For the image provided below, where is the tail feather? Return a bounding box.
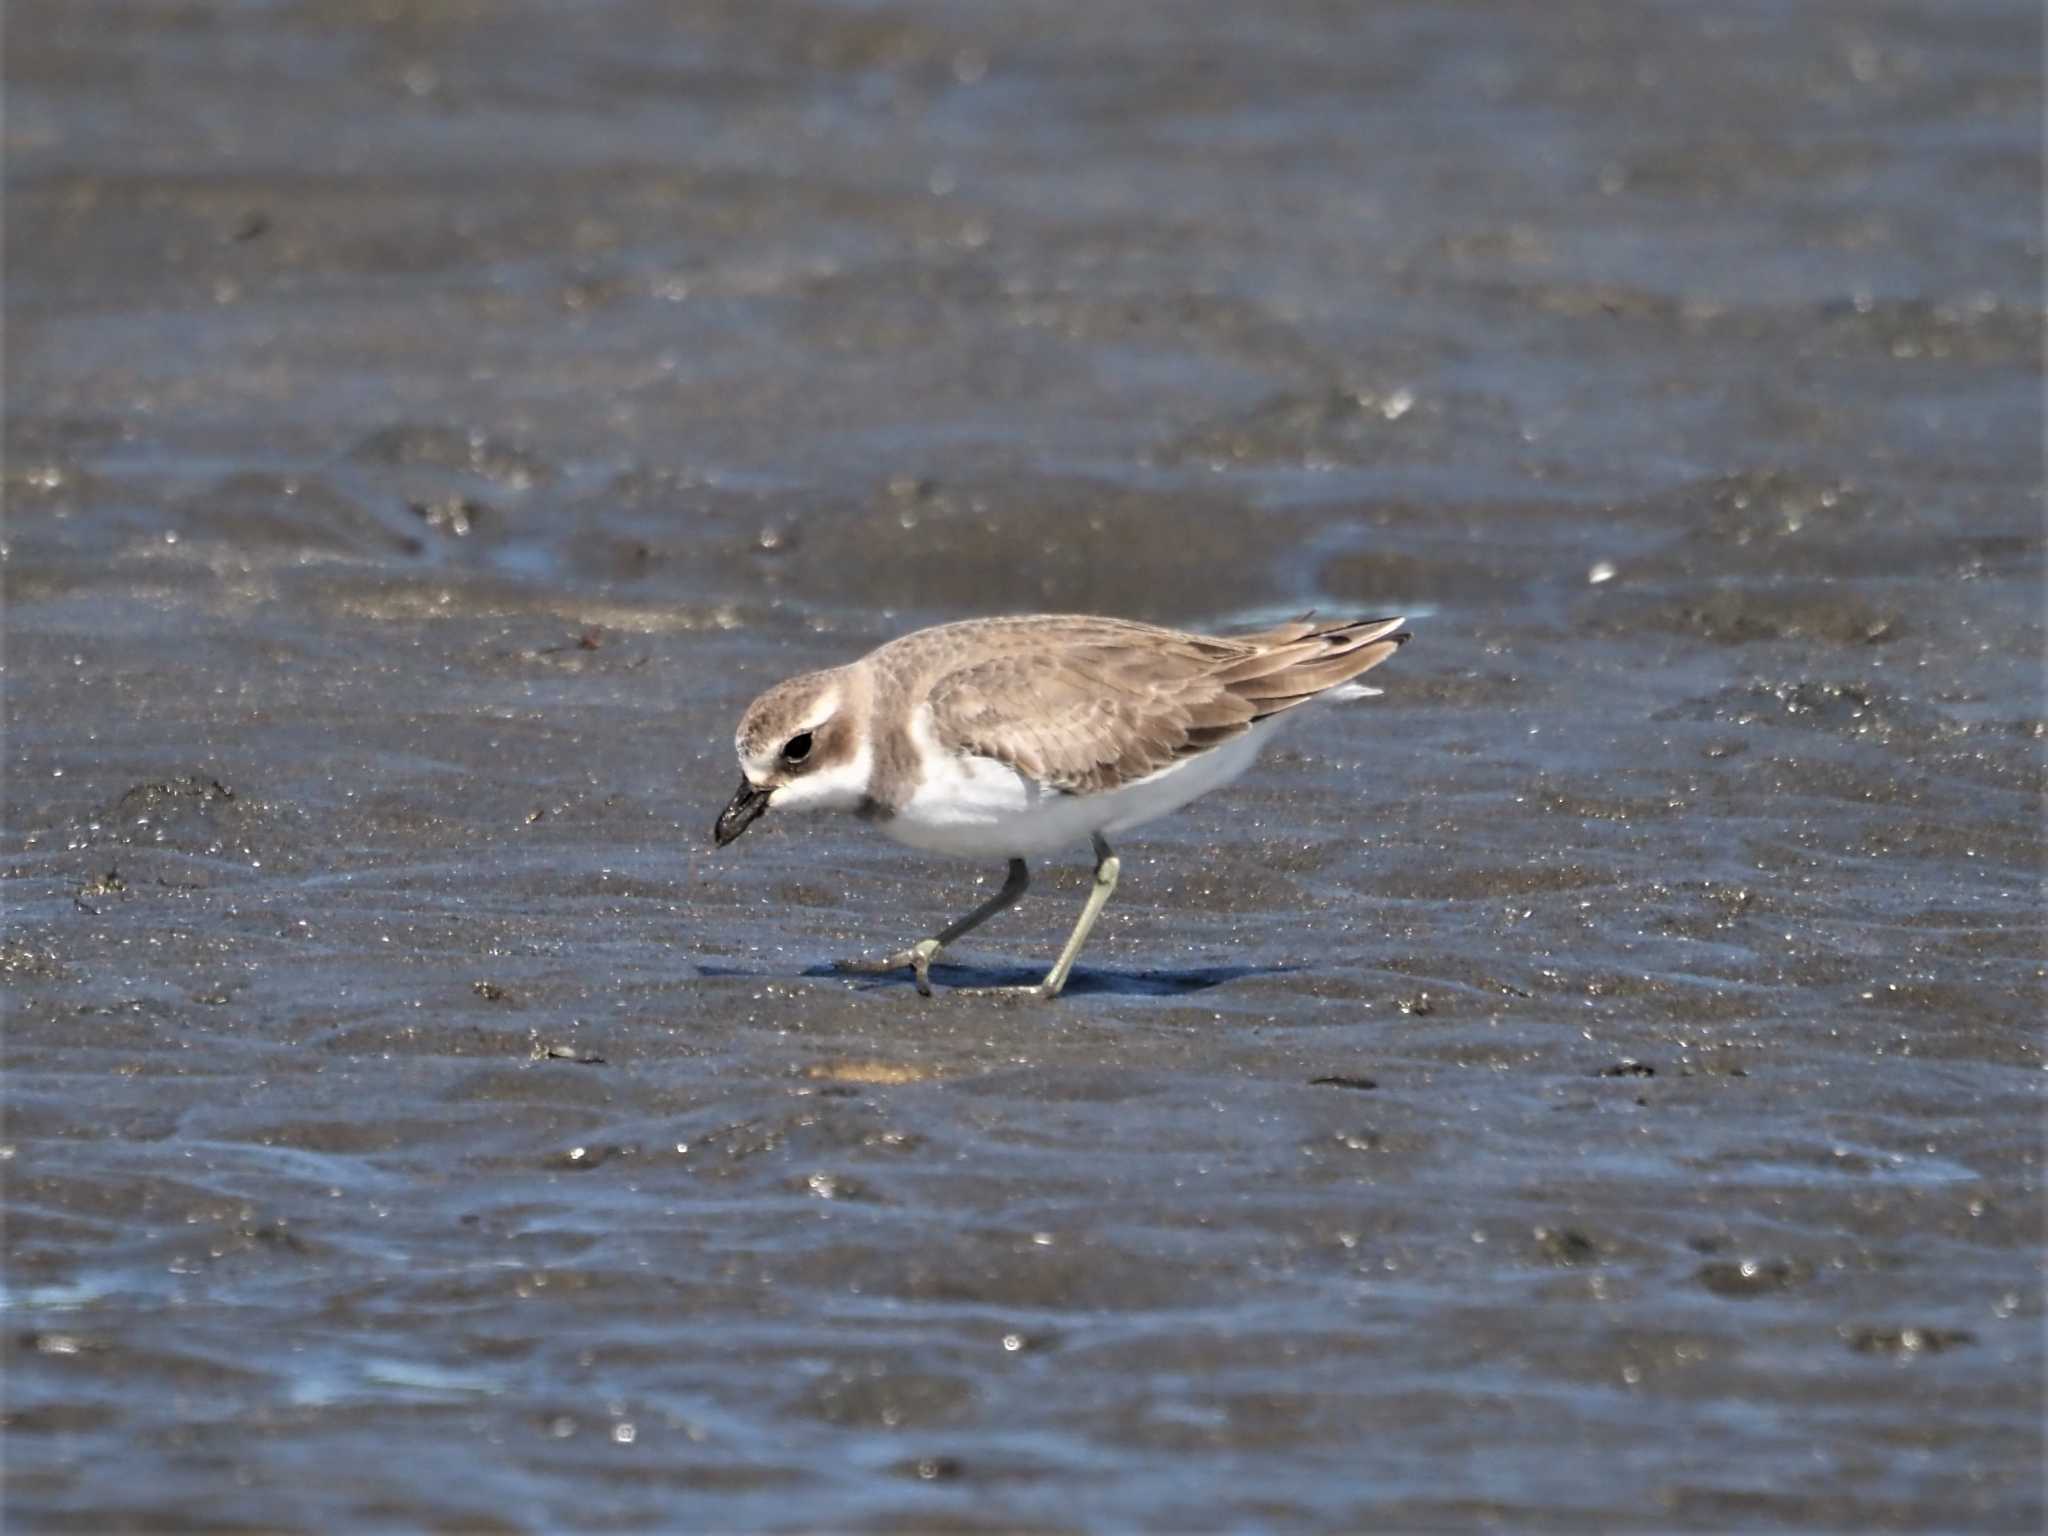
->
[1229,612,1323,648]
[1220,616,1408,720]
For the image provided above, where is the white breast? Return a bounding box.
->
[883,707,1281,859]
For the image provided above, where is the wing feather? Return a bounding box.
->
[924,615,1407,795]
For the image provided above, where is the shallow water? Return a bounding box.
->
[5,1,2043,1529]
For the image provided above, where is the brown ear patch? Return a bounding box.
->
[794,713,860,776]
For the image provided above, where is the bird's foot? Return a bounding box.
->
[952,978,1062,1002]
[834,937,943,997]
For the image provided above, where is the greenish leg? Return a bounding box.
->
[959,833,1119,1001]
[837,858,1030,997]
[1035,833,1120,998]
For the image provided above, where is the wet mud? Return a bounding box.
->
[5,1,2043,1529]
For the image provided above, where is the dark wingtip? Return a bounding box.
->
[1341,616,1410,646]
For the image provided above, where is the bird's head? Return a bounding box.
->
[712,669,871,846]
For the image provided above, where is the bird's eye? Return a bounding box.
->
[782,732,813,764]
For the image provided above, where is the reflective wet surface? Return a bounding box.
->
[5,2,2043,1528]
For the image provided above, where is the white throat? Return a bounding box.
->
[768,735,873,816]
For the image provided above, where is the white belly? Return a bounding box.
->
[882,718,1279,859]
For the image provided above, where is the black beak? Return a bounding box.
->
[712,778,771,847]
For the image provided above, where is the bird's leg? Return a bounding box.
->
[1036,833,1119,998]
[959,833,1119,1001]
[836,858,1029,997]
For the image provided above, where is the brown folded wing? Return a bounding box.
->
[926,616,1407,795]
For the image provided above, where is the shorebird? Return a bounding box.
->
[713,613,1408,997]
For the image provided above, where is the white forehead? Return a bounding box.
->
[737,684,841,772]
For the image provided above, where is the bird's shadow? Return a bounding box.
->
[794,959,1294,997]
[695,957,1297,997]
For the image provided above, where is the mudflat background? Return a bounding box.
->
[5,2,2043,1530]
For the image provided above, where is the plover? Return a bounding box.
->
[713,613,1409,998]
